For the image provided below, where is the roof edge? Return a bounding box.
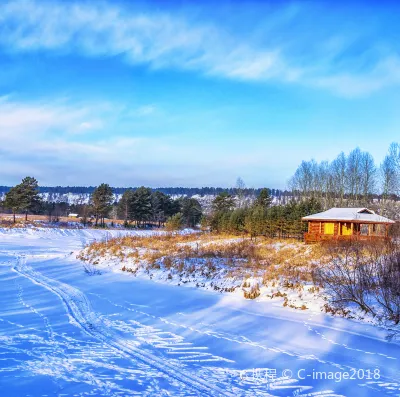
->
[301,217,395,224]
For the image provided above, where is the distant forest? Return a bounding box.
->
[0,185,290,197]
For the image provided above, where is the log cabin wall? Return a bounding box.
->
[309,221,340,235]
[309,221,321,234]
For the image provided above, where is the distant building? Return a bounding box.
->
[68,213,79,218]
[302,208,394,244]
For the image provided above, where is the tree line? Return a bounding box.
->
[0,185,289,198]
[289,143,400,215]
[92,184,202,228]
[1,177,320,236]
[202,189,322,239]
[0,178,203,228]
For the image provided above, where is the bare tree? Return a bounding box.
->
[314,243,376,315]
[346,148,363,205]
[289,143,400,211]
[315,243,400,332]
[331,152,347,206]
[380,154,397,214]
[235,177,246,208]
[360,151,376,206]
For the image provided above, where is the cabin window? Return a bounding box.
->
[360,224,369,235]
[341,223,352,236]
[324,222,334,235]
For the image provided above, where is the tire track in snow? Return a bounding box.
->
[88,294,351,396]
[12,256,234,397]
[91,293,348,368]
[91,293,400,396]
[7,261,129,396]
[97,312,234,364]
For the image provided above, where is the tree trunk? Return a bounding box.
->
[13,212,16,223]
[25,211,28,221]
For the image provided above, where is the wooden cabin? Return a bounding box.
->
[302,208,395,244]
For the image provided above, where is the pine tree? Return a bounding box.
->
[132,187,153,227]
[91,183,114,227]
[152,191,174,226]
[255,188,272,208]
[245,205,266,239]
[165,213,183,231]
[229,208,247,233]
[180,197,202,227]
[4,177,41,222]
[19,177,41,221]
[212,192,235,212]
[4,185,24,223]
[117,189,135,223]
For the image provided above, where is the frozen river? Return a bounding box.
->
[0,228,399,396]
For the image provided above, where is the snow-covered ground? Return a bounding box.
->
[1,228,400,396]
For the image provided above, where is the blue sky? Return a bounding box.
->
[0,0,400,188]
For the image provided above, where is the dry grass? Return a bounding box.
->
[0,213,83,223]
[78,232,397,314]
[79,232,330,287]
[0,213,129,226]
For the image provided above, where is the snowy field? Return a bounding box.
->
[0,228,400,396]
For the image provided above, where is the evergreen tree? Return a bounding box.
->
[91,183,114,227]
[245,205,266,239]
[117,189,135,222]
[212,192,235,212]
[180,197,202,227]
[19,177,41,220]
[4,185,24,223]
[4,177,41,222]
[255,188,272,208]
[165,213,183,231]
[132,187,153,227]
[169,198,181,216]
[229,208,247,233]
[152,191,174,226]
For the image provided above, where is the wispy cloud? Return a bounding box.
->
[313,56,400,96]
[1,0,398,96]
[0,98,101,137]
[0,97,291,186]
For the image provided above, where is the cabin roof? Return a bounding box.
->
[302,208,395,224]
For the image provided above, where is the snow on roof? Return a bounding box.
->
[302,208,395,223]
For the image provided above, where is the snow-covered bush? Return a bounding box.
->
[314,241,400,325]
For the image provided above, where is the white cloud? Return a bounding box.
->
[0,1,399,96]
[313,56,400,97]
[0,0,304,92]
[0,99,99,139]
